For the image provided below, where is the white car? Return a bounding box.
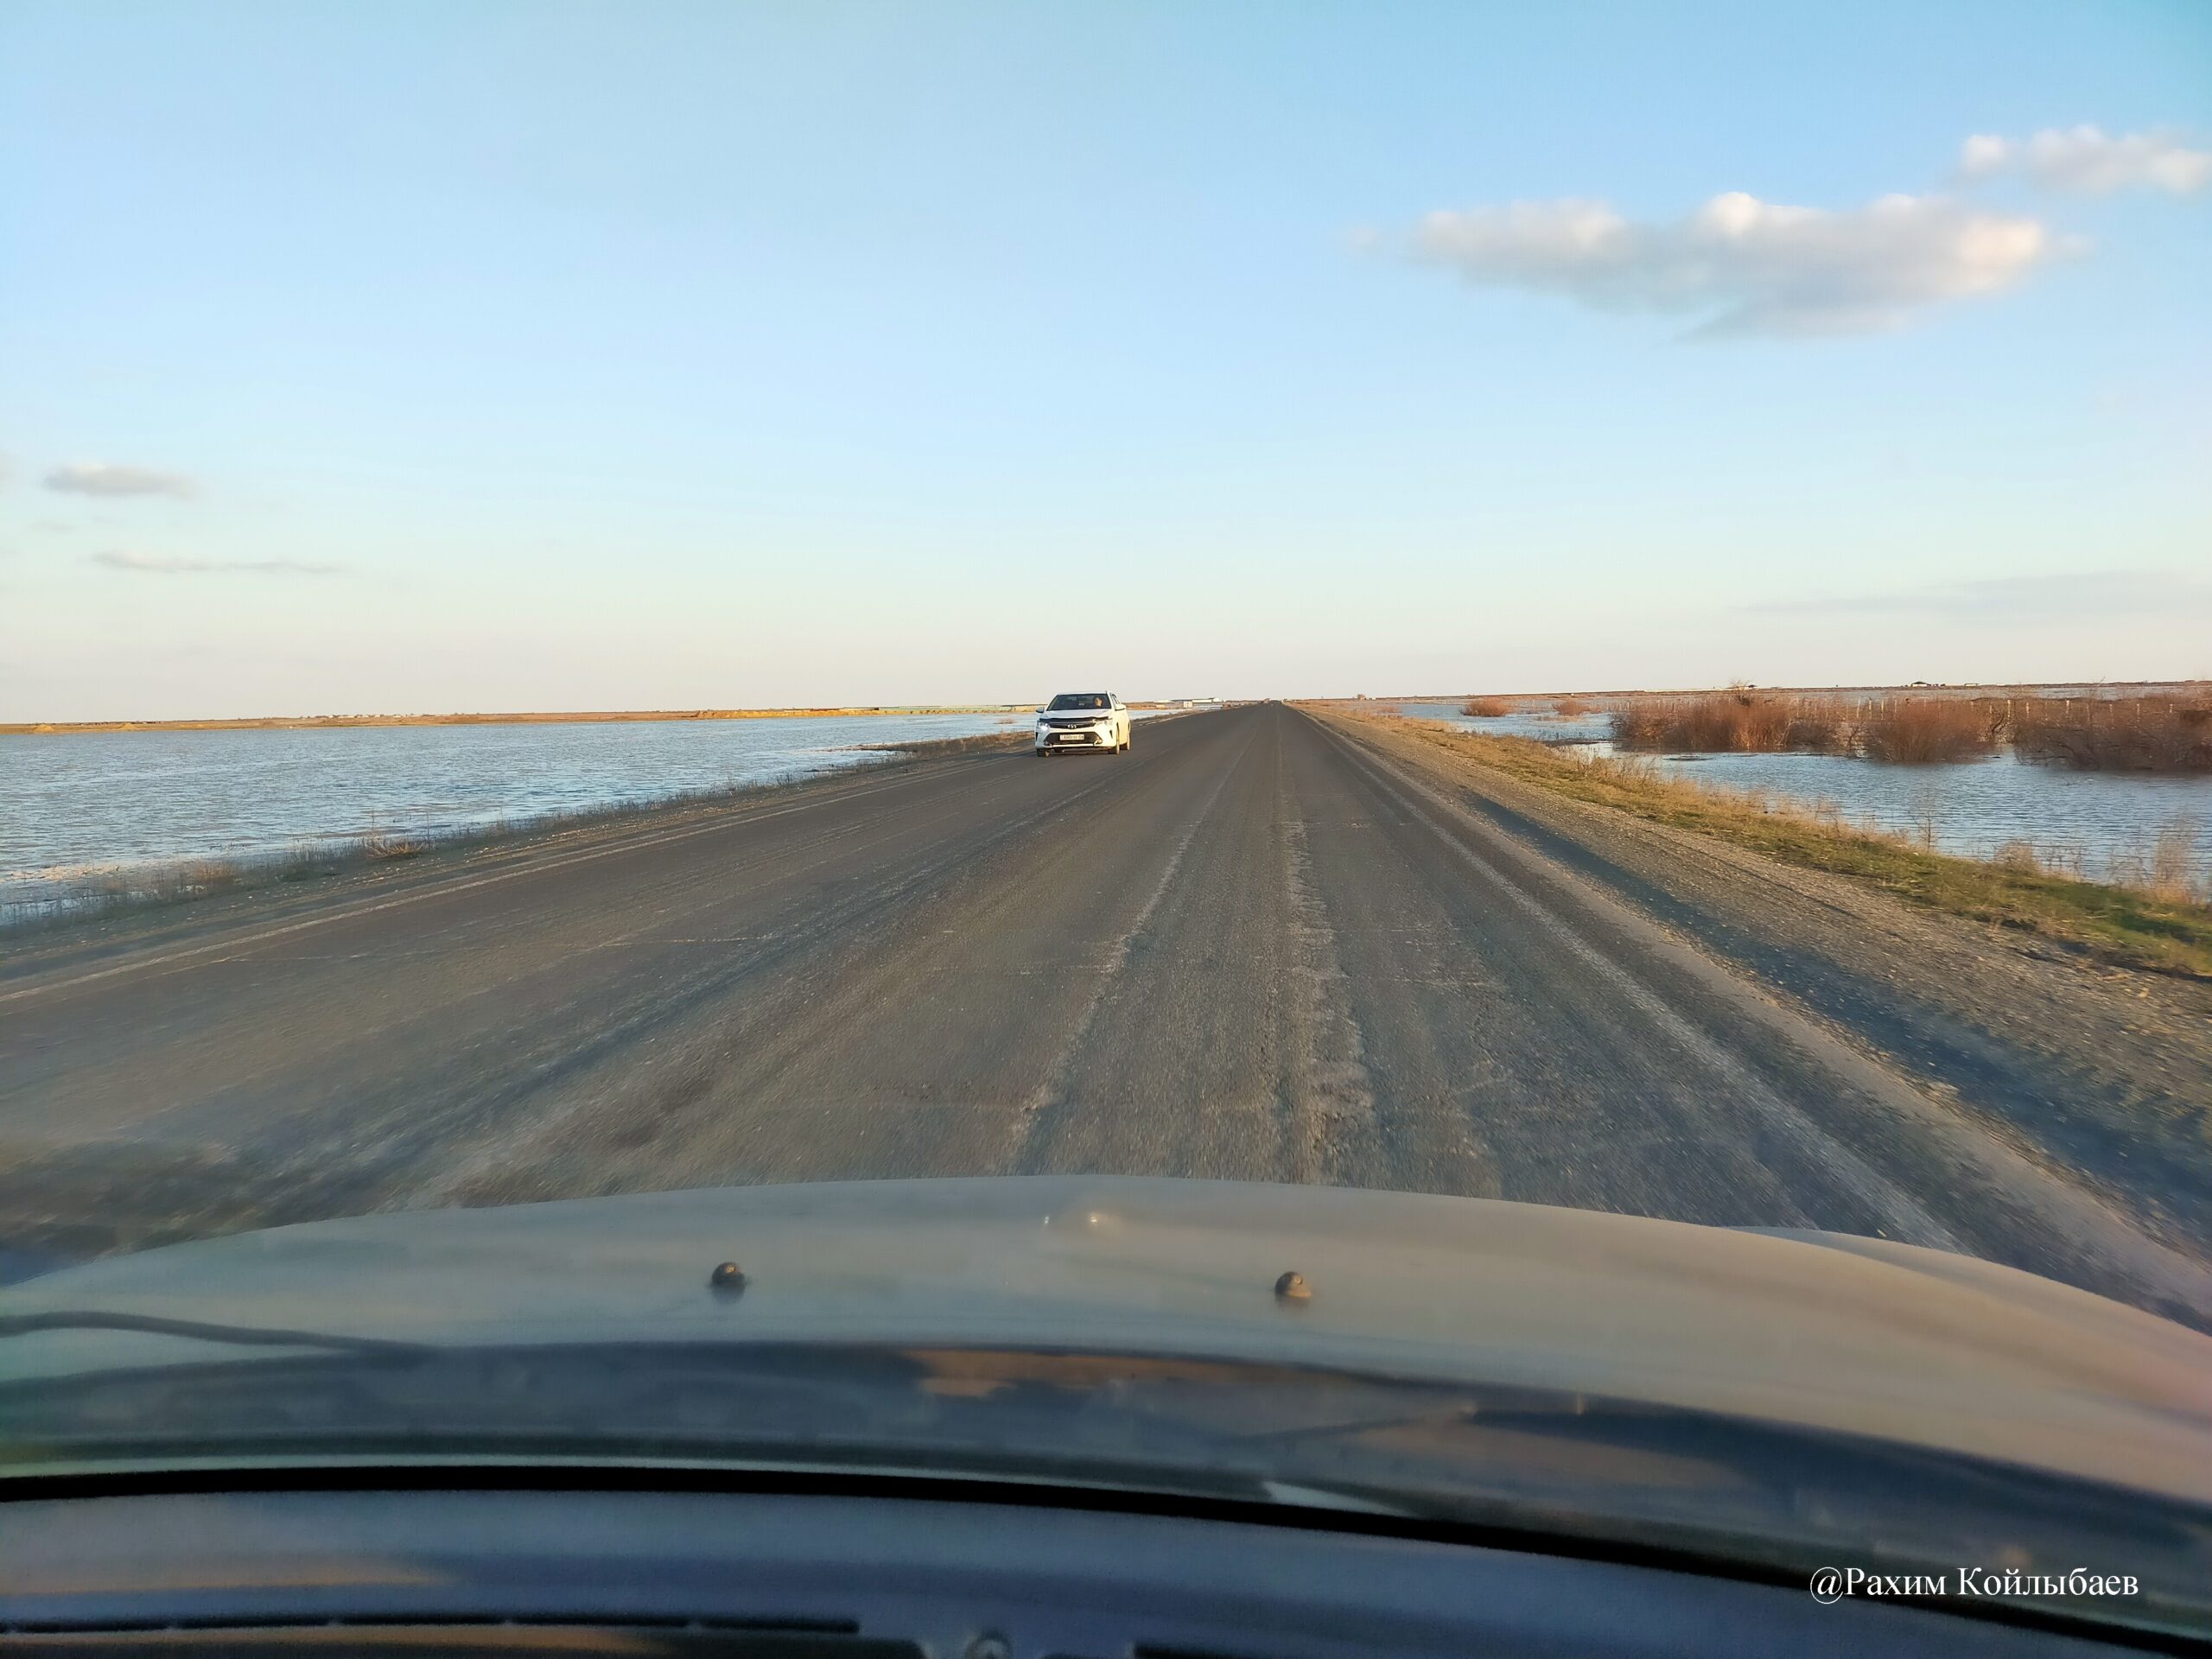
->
[1035,691,1130,757]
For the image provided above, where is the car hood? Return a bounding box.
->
[9,1175,2212,1504]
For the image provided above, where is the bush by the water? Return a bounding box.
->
[2012,695,2212,773]
[1857,696,2008,763]
[1608,687,2212,770]
[1610,690,2001,763]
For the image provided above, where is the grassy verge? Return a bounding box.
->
[1322,711,2212,979]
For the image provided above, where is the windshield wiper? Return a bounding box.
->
[0,1311,434,1355]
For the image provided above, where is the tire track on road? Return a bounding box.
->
[397,755,1147,1211]
[1007,722,1261,1170]
[1274,757,1382,1187]
[1311,712,2212,1321]
[1316,723,1960,1250]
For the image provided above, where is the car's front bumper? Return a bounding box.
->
[1038,726,1114,749]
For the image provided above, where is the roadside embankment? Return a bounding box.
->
[3,740,1005,936]
[855,729,1033,757]
[1307,702,2212,1269]
[1308,709,2212,978]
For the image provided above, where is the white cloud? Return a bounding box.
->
[1410,191,2062,335]
[1959,125,2212,194]
[44,462,199,499]
[91,550,346,576]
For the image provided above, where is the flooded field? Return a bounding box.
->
[1402,702,2212,891]
[1,711,1025,923]
[1398,702,1613,743]
[1643,750,2210,889]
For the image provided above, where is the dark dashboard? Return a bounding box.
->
[0,1485,2142,1659]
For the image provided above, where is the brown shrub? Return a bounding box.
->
[1610,690,1803,753]
[1858,696,2003,763]
[1611,690,2005,762]
[1460,696,1513,718]
[1554,696,1592,717]
[1783,701,1854,753]
[2012,694,2212,773]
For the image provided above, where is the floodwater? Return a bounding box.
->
[1398,702,1613,743]
[1640,749,2212,888]
[1402,703,2211,890]
[1,712,1024,923]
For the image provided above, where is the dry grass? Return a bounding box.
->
[1459,696,1513,718]
[1319,711,2212,978]
[2012,694,2212,773]
[360,833,433,861]
[855,729,1033,757]
[1553,696,1593,717]
[2105,820,2210,906]
[79,849,328,914]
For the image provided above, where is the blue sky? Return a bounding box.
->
[3,1,2208,718]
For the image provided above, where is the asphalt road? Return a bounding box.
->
[4,702,2209,1322]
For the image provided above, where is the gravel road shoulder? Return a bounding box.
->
[1308,708,2212,1258]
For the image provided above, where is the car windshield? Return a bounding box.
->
[3,2,2209,1643]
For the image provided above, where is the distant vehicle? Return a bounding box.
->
[1036,690,1130,757]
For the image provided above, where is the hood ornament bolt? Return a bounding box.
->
[709,1262,747,1294]
[1274,1270,1312,1303]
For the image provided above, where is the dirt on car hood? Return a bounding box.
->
[10,1175,2212,1504]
